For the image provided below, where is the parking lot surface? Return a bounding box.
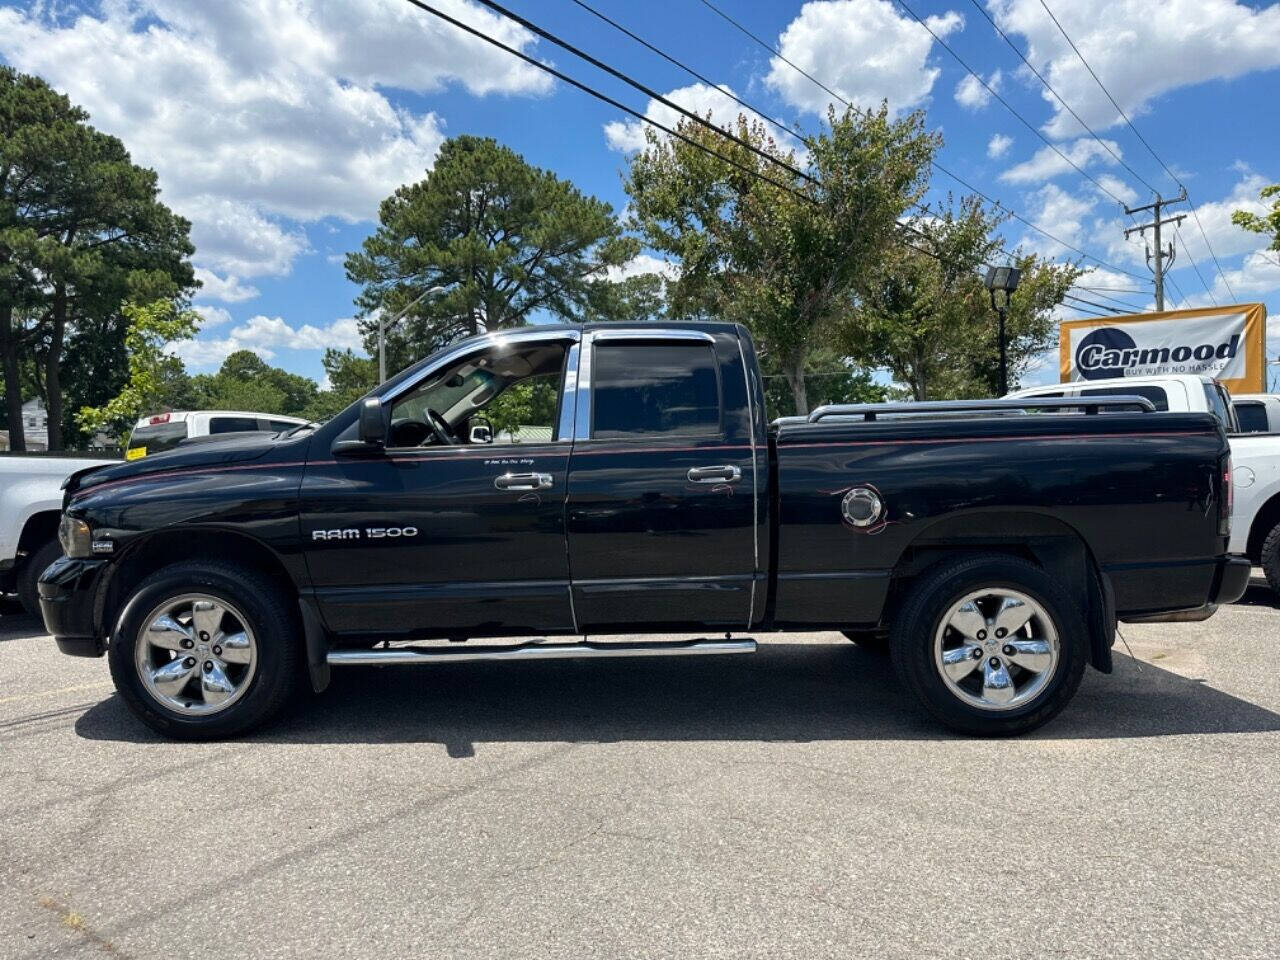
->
[1,584,1278,960]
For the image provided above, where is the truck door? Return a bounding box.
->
[564,330,759,630]
[300,333,579,638]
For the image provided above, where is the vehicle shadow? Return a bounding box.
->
[0,609,45,641]
[1229,580,1280,610]
[74,640,1280,750]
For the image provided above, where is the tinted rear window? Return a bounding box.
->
[209,416,261,434]
[1202,384,1232,429]
[127,422,188,454]
[1234,402,1267,433]
[1078,385,1169,411]
[592,342,721,439]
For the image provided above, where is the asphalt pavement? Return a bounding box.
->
[1,583,1277,960]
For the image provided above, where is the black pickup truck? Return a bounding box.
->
[39,322,1249,739]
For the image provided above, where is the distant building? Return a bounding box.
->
[4,398,50,451]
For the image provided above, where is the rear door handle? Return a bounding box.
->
[494,472,554,491]
[687,465,742,484]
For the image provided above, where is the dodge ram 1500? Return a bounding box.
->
[39,322,1250,739]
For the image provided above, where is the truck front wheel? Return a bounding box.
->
[107,562,300,740]
[890,554,1087,736]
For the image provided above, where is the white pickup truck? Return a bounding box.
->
[1230,394,1280,434]
[1009,374,1280,593]
[2,409,306,616]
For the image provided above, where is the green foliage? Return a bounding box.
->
[302,349,378,421]
[761,346,888,420]
[75,300,199,444]
[848,196,1081,399]
[0,66,196,450]
[346,135,638,376]
[484,374,560,440]
[1232,183,1280,254]
[189,350,318,416]
[624,104,937,413]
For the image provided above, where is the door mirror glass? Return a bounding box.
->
[358,397,387,446]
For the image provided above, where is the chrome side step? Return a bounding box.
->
[327,638,756,666]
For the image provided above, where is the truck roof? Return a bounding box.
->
[132,410,309,428]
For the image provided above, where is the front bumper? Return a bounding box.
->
[38,555,111,658]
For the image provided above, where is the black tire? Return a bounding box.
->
[841,629,889,653]
[1259,521,1280,597]
[108,561,300,740]
[18,538,62,618]
[890,554,1088,737]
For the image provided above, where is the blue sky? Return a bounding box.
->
[2,0,1278,388]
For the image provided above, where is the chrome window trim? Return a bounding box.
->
[589,328,716,343]
[556,342,580,443]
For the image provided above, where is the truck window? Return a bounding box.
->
[1234,402,1269,433]
[388,341,568,447]
[592,342,721,439]
[1078,385,1169,411]
[126,421,188,457]
[266,419,299,432]
[209,416,261,434]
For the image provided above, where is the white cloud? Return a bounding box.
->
[1169,170,1279,262]
[606,254,676,283]
[0,0,549,282]
[990,0,1280,139]
[954,70,1001,110]
[1017,182,1100,259]
[171,315,364,370]
[1094,174,1139,207]
[604,82,799,155]
[987,133,1014,159]
[766,0,964,116]
[192,305,234,330]
[999,137,1124,185]
[193,268,260,304]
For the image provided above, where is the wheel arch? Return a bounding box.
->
[1245,488,1280,564]
[885,510,1114,673]
[99,527,299,637]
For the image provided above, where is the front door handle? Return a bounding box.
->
[494,472,554,491]
[687,465,742,484]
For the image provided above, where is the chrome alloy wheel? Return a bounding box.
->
[933,588,1059,712]
[134,594,258,715]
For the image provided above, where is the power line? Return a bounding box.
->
[469,0,820,191]
[1064,293,1126,315]
[399,0,812,205]
[1059,301,1111,319]
[398,0,962,280]
[893,0,1129,209]
[1070,288,1146,312]
[1036,0,1237,300]
[965,0,1157,197]
[1173,222,1218,305]
[694,0,1151,282]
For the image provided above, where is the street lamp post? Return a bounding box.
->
[378,285,447,384]
[984,266,1021,396]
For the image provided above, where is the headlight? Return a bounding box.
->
[58,515,92,558]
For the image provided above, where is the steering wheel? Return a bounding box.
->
[425,408,459,446]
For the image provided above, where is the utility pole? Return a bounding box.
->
[1123,189,1186,311]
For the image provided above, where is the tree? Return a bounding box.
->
[76,299,199,444]
[1232,183,1280,258]
[346,135,638,376]
[625,105,937,413]
[0,67,196,450]
[189,350,318,416]
[303,349,378,421]
[761,345,888,420]
[850,197,1080,399]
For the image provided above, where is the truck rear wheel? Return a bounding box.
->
[107,561,300,740]
[1259,521,1280,596]
[890,554,1087,736]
